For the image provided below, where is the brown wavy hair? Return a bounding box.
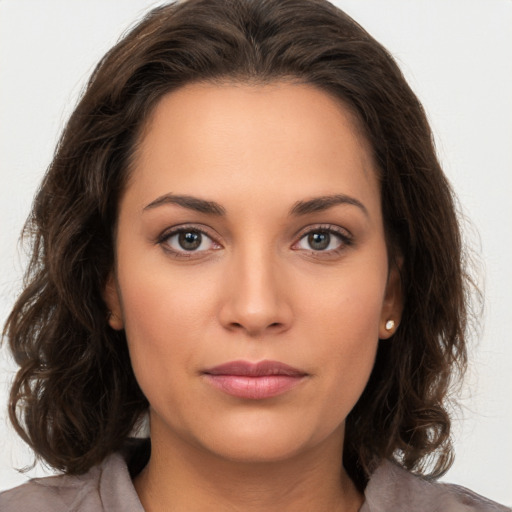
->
[3,0,472,489]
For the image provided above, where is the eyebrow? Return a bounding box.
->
[143,194,226,215]
[290,194,368,217]
[143,192,368,217]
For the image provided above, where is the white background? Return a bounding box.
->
[0,0,511,504]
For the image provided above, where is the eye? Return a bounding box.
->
[159,227,221,256]
[294,227,351,253]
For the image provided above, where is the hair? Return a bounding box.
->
[3,0,471,490]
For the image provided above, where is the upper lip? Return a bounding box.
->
[203,360,307,377]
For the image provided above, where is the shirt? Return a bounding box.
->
[0,439,509,511]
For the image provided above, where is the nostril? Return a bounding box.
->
[228,321,283,333]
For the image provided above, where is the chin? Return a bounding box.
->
[207,435,310,464]
[190,412,341,465]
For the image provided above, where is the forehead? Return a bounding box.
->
[126,81,379,216]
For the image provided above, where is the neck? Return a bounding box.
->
[134,419,363,512]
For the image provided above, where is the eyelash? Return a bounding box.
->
[156,224,353,258]
[156,224,221,258]
[292,224,353,257]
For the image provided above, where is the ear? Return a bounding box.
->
[379,261,403,339]
[103,272,124,330]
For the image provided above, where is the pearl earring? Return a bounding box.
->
[385,320,395,331]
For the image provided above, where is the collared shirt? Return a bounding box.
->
[0,439,509,511]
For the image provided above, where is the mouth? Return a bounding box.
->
[202,360,308,400]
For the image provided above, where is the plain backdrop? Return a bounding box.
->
[0,0,511,504]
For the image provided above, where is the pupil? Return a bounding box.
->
[179,231,202,250]
[308,232,330,250]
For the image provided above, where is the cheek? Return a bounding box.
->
[314,292,380,385]
[116,257,219,394]
[296,257,386,345]
[122,273,206,338]
[294,261,386,406]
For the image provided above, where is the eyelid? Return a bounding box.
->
[292,224,354,253]
[155,223,352,258]
[156,224,222,257]
[294,224,353,241]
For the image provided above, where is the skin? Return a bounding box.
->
[105,81,402,511]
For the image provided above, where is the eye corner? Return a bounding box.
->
[292,224,354,256]
[156,224,223,258]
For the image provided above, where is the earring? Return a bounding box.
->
[385,320,395,331]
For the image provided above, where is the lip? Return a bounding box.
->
[202,360,308,399]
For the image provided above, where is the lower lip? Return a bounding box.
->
[203,374,305,399]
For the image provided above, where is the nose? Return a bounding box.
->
[218,246,293,337]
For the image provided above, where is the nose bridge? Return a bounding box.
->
[219,238,291,335]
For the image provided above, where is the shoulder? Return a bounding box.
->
[0,443,146,512]
[362,460,511,512]
[0,465,103,512]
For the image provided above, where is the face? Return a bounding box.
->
[105,82,402,464]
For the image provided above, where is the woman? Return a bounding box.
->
[0,0,509,510]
